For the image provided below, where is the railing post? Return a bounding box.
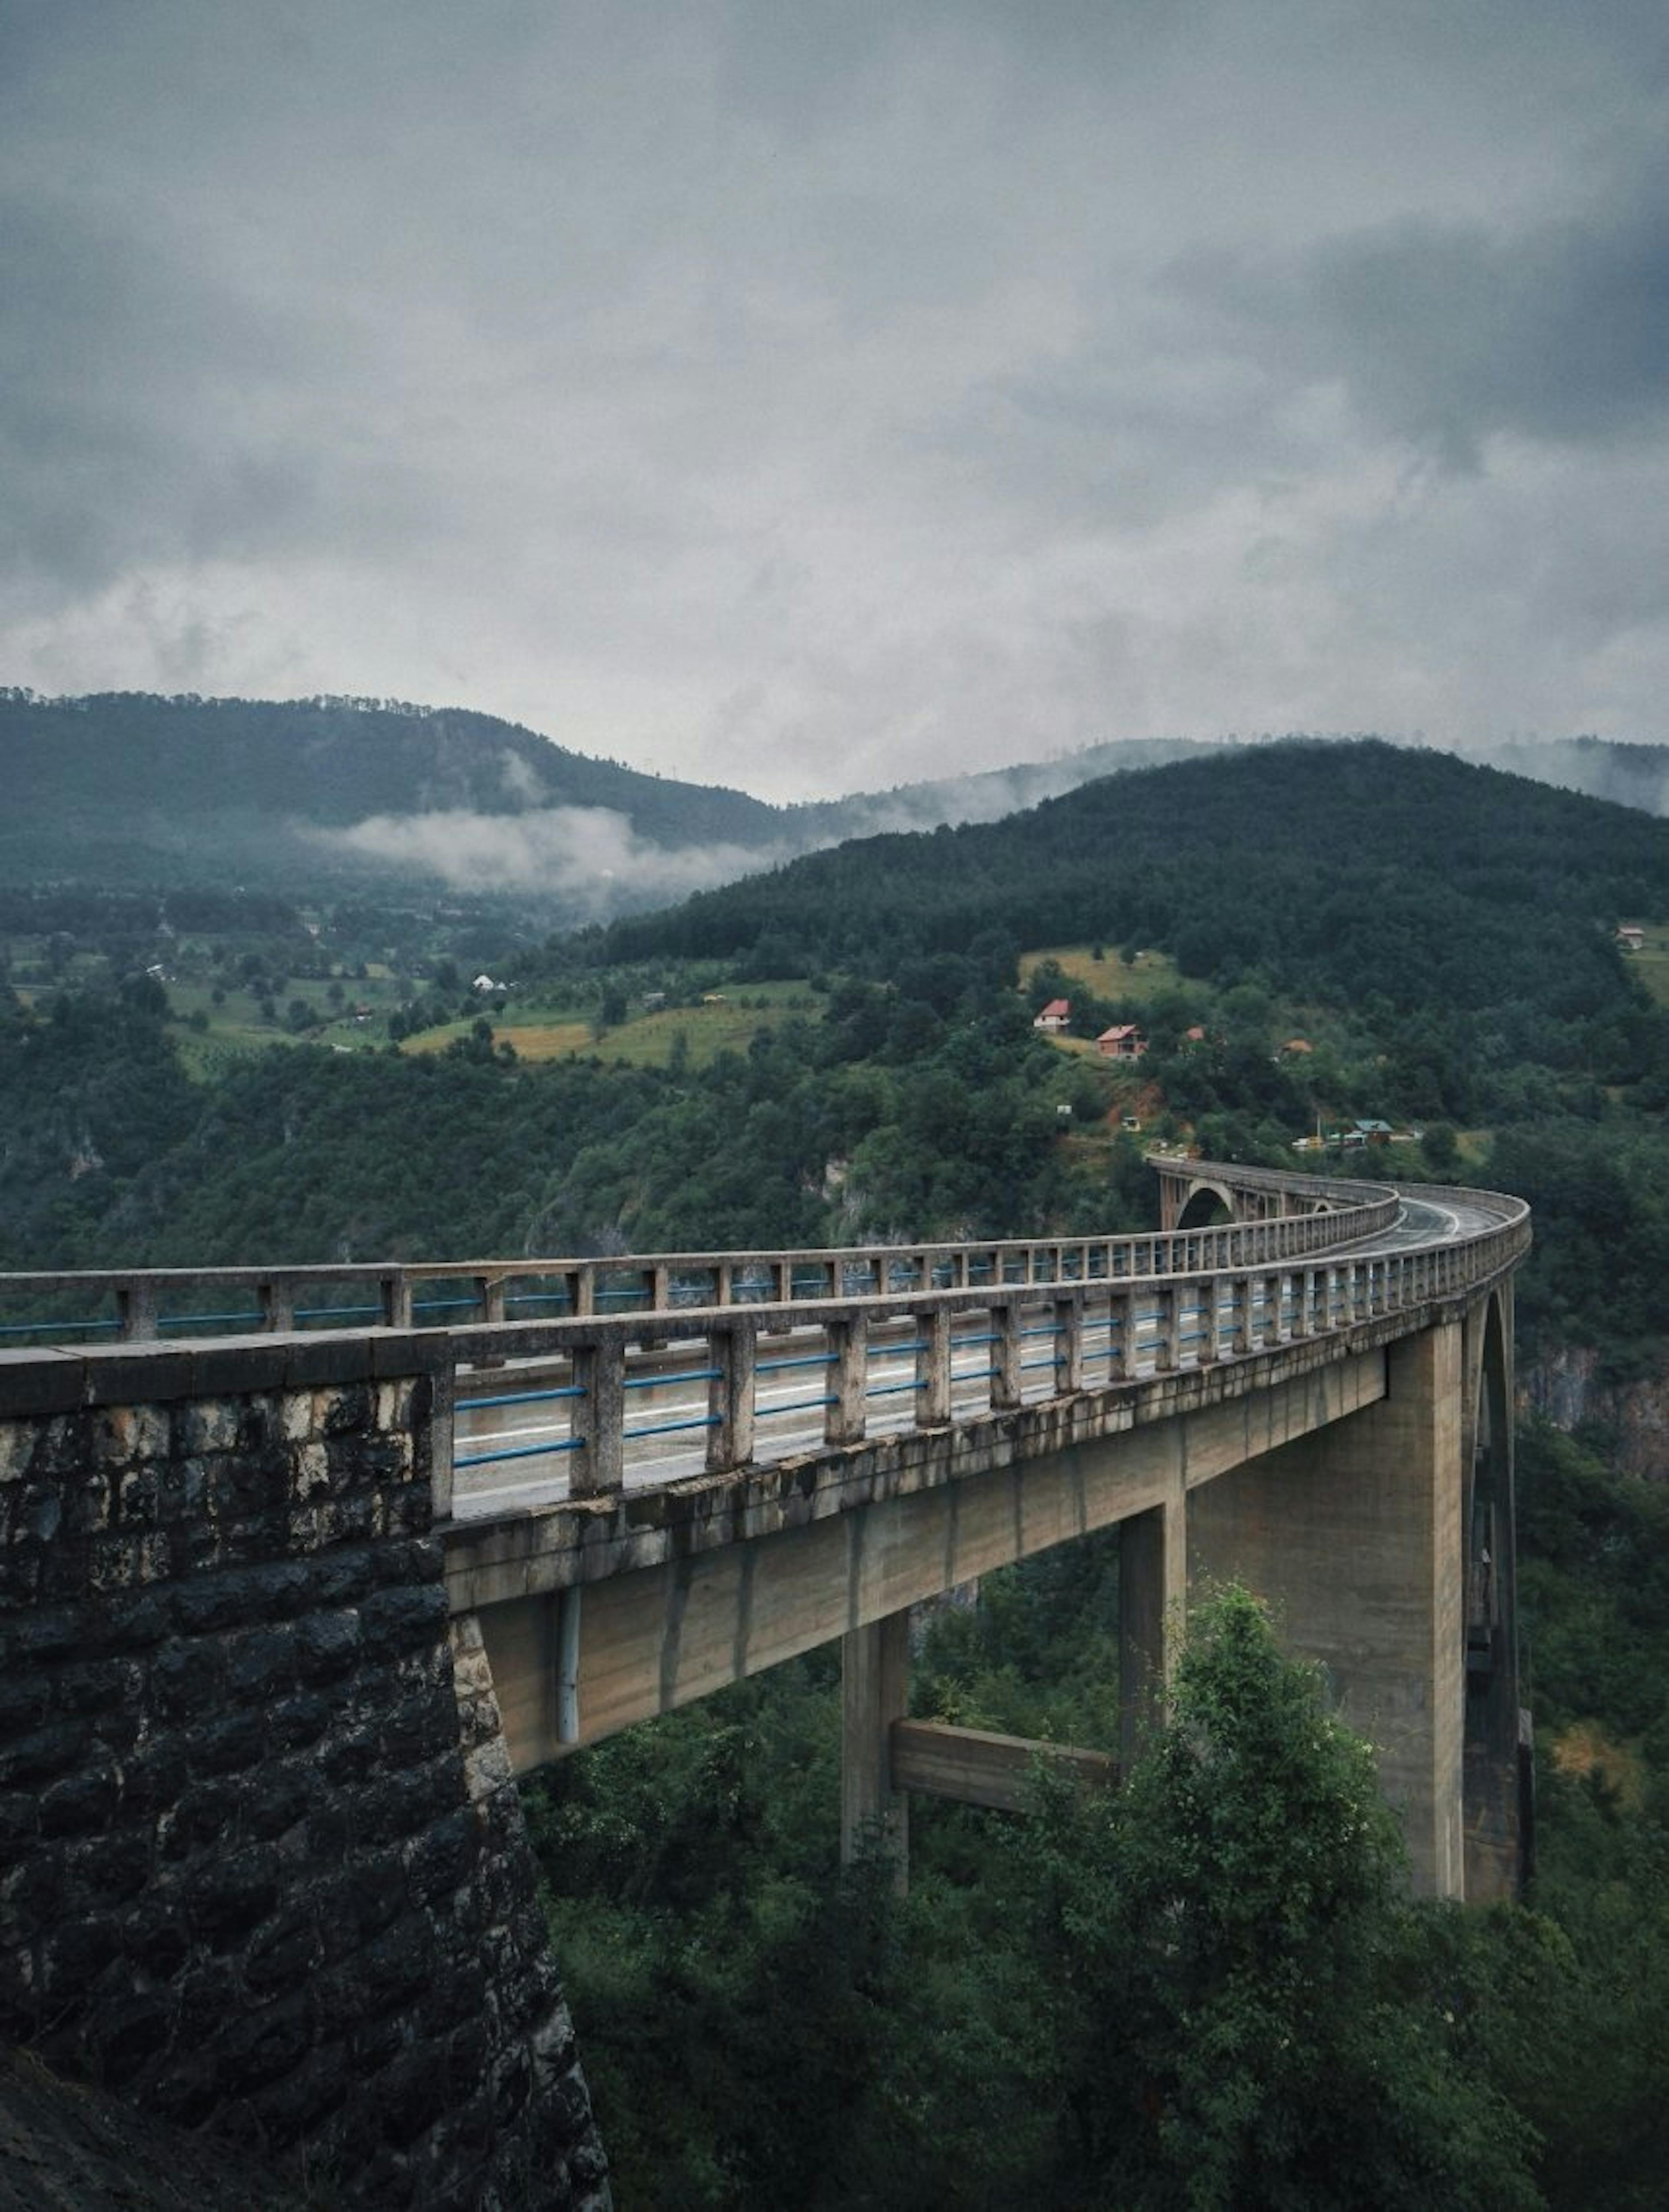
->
[1232,1275,1255,1357]
[706,1321,756,1470]
[826,1314,869,1445]
[429,1365,455,1521]
[715,1261,734,1306]
[651,1263,671,1311]
[570,1339,624,1495]
[1197,1276,1220,1364]
[259,1278,294,1332]
[1053,1294,1083,1394]
[917,1305,952,1425]
[117,1281,157,1343]
[991,1300,1023,1409]
[1103,1289,1129,1380]
[381,1274,413,1329]
[475,1276,506,1326]
[1153,1283,1179,1373]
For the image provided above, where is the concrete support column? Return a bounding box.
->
[1186,1324,1466,1897]
[841,1607,911,1882]
[1120,1477,1187,1771]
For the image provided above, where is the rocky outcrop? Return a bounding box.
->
[1519,1343,1669,1481]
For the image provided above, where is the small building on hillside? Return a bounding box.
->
[1617,927,1646,952]
[1354,1118,1394,1145]
[1281,1036,1314,1057]
[1097,1023,1147,1061]
[1033,998,1071,1032]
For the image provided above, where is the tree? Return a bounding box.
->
[1012,1588,1539,2210]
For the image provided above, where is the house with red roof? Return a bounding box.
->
[1033,998,1071,1032]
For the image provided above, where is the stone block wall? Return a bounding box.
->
[0,1338,608,2209]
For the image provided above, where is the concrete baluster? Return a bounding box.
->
[991,1300,1023,1408]
[570,1338,624,1495]
[917,1304,952,1425]
[260,1278,295,1332]
[381,1274,413,1329]
[569,1267,595,1319]
[826,1313,870,1445]
[1053,1294,1084,1394]
[706,1320,756,1470]
[429,1366,455,1521]
[1197,1276,1220,1364]
[1232,1275,1255,1356]
[651,1264,671,1312]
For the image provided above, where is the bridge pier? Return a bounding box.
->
[840,1609,911,1879]
[1186,1322,1468,1897]
[1118,1487,1186,1769]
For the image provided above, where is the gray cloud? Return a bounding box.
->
[3,2,1669,790]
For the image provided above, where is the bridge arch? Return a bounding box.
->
[1174,1180,1235,1229]
[1462,1282,1526,1895]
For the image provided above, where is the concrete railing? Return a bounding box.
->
[0,1166,1528,1522]
[430,1176,1526,1509]
[0,1172,1398,1346]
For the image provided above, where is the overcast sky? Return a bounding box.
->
[3,3,1667,800]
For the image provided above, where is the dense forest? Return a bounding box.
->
[598,740,1668,1018]
[4,734,1669,2202]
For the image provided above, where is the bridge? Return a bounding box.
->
[0,1159,1529,2209]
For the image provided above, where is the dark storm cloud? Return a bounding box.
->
[1179,162,1669,470]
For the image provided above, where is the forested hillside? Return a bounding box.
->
[0,689,782,893]
[6,733,1669,2206]
[601,739,1669,1015]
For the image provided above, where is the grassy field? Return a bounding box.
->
[1018,943,1183,1001]
[406,983,821,1069]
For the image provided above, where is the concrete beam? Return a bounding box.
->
[479,1351,1388,1767]
[889,1719,1117,1812]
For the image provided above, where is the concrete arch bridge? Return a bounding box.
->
[0,1159,1529,2206]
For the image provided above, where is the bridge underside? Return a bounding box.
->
[455,1319,1519,1902]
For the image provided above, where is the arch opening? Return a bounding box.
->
[1176,1184,1234,1230]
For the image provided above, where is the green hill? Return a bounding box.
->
[600,737,1669,1016]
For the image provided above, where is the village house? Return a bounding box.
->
[1033,998,1071,1032]
[1097,1023,1147,1061]
[1617,926,1645,952]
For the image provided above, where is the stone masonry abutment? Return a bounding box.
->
[0,1335,608,2211]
